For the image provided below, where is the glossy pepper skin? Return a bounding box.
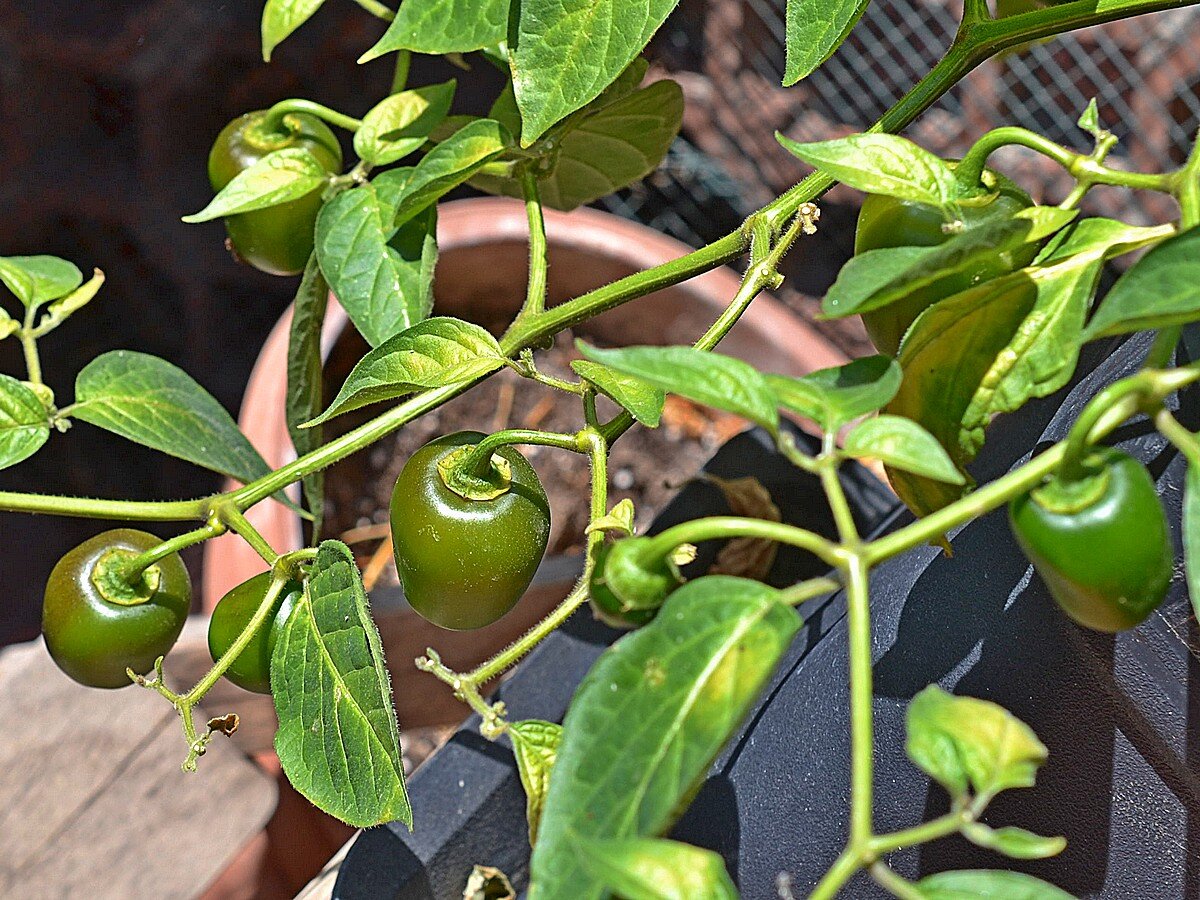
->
[207,571,302,694]
[43,529,192,688]
[1009,448,1173,632]
[588,543,656,630]
[390,431,551,630]
[854,169,1035,356]
[208,110,343,276]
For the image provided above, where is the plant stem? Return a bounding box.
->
[219,506,278,565]
[259,99,363,136]
[778,575,842,606]
[639,516,844,569]
[0,490,206,521]
[350,0,396,21]
[809,847,863,900]
[122,523,223,579]
[390,50,411,93]
[516,166,548,323]
[870,863,926,900]
[845,553,874,848]
[457,428,582,479]
[869,811,966,854]
[20,306,42,384]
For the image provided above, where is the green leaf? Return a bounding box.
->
[915,869,1075,899]
[182,148,330,223]
[354,81,457,166]
[960,254,1103,452]
[824,209,1074,319]
[1186,464,1200,626]
[389,119,509,228]
[272,540,411,828]
[1084,225,1200,339]
[765,354,900,431]
[509,720,562,845]
[72,350,271,484]
[0,255,83,311]
[0,308,17,340]
[777,133,958,208]
[316,173,438,348]
[906,685,1048,805]
[0,374,50,470]
[571,360,665,427]
[34,268,105,334]
[1035,217,1168,266]
[528,576,800,900]
[574,837,738,900]
[844,415,965,484]
[1077,98,1103,140]
[472,80,684,211]
[577,344,779,437]
[287,256,329,536]
[512,0,682,144]
[783,0,871,86]
[821,246,934,319]
[360,0,508,58]
[261,0,326,61]
[884,273,1041,517]
[308,317,504,425]
[960,822,1067,860]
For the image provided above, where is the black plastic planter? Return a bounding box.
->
[335,332,1200,900]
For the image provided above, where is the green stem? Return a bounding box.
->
[778,575,842,606]
[516,166,548,323]
[465,430,609,687]
[20,306,42,385]
[219,506,278,565]
[821,439,861,545]
[259,99,363,136]
[0,491,206,521]
[350,0,396,21]
[1145,325,1183,369]
[955,126,1171,194]
[845,554,873,848]
[870,863,926,900]
[390,50,411,93]
[457,428,582,480]
[188,575,287,706]
[638,516,843,569]
[1156,408,1200,467]
[122,523,223,580]
[809,848,863,900]
[868,811,966,855]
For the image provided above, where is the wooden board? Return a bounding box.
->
[0,639,276,899]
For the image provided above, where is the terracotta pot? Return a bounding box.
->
[202,198,845,612]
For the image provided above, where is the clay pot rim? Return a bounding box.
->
[201,197,846,610]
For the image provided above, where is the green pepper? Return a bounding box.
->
[390,431,551,630]
[1009,447,1173,632]
[207,571,302,694]
[208,110,343,276]
[854,168,1035,356]
[42,529,192,688]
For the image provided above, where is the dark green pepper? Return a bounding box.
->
[208,110,343,276]
[1009,447,1173,632]
[854,168,1035,356]
[208,571,302,694]
[390,431,551,630]
[588,542,658,629]
[42,529,192,688]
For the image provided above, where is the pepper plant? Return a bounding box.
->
[5,0,1200,895]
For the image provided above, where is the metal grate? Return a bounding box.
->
[604,0,1200,248]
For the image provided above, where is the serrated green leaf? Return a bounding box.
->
[354,81,457,166]
[777,133,958,208]
[915,869,1075,899]
[0,374,50,470]
[765,354,900,431]
[960,823,1066,860]
[272,540,410,828]
[572,359,665,427]
[574,837,738,900]
[783,0,871,86]
[389,119,509,228]
[261,0,326,61]
[72,350,271,484]
[360,0,509,59]
[906,685,1048,805]
[844,415,964,484]
[0,255,83,311]
[182,148,330,223]
[1186,464,1200,626]
[316,173,438,348]
[472,80,683,211]
[512,0,682,145]
[509,720,562,845]
[577,344,779,437]
[287,255,329,536]
[1084,225,1200,339]
[308,317,504,425]
[528,576,800,900]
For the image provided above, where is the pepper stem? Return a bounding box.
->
[440,429,582,501]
